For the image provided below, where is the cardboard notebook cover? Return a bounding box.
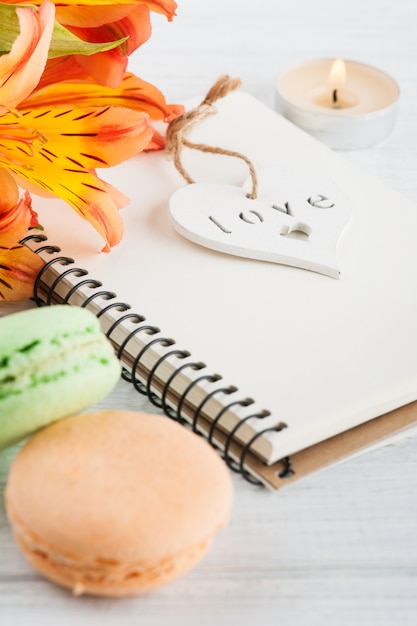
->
[26,91,417,489]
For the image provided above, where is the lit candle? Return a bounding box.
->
[315,58,359,109]
[275,59,400,149]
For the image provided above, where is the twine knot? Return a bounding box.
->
[166,75,258,199]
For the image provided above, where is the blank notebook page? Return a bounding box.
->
[31,91,417,464]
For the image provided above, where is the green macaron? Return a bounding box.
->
[0,305,121,450]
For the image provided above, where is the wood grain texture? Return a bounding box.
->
[1,1,417,624]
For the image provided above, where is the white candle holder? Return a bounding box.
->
[275,59,400,150]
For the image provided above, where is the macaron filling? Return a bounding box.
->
[0,329,113,400]
[8,503,212,596]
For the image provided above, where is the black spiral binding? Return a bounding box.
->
[23,232,292,486]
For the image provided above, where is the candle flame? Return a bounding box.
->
[329,58,347,91]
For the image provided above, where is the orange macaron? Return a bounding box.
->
[5,410,233,596]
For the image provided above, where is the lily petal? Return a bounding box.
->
[0,242,44,301]
[69,5,151,87]
[0,183,43,301]
[38,55,94,88]
[0,173,39,244]
[8,105,152,166]
[137,0,177,21]
[68,4,151,55]
[0,167,19,215]
[0,192,39,247]
[56,0,177,28]
[2,0,177,28]
[0,1,55,110]
[56,5,144,28]
[23,72,180,122]
[0,106,153,249]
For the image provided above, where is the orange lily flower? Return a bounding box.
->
[0,169,44,301]
[0,0,55,110]
[0,0,181,299]
[3,0,177,88]
[1,69,183,251]
[1,104,153,251]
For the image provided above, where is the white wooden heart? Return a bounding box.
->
[169,167,351,278]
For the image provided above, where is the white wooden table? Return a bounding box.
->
[1,1,417,624]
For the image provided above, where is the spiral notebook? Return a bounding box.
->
[24,91,417,489]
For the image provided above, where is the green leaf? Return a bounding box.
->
[0,4,21,53]
[0,3,128,58]
[48,22,128,59]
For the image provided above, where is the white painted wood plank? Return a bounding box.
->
[1,1,417,624]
